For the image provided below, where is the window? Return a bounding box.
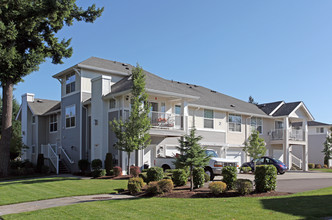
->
[204,109,214,129]
[251,117,263,134]
[316,127,324,133]
[65,73,75,94]
[49,114,58,132]
[109,99,116,109]
[32,116,36,124]
[175,105,181,115]
[275,121,284,129]
[65,105,76,128]
[228,114,241,132]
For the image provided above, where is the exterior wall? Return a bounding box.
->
[108,111,120,164]
[188,107,227,131]
[226,114,247,146]
[46,113,61,145]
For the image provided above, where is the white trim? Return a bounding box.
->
[78,64,129,76]
[290,102,314,121]
[146,89,200,100]
[228,113,242,133]
[65,104,76,129]
[49,113,58,134]
[196,128,226,133]
[62,90,80,99]
[103,89,131,100]
[269,101,285,116]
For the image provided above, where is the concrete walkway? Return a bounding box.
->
[0,194,135,216]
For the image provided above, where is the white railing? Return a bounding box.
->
[59,146,74,164]
[289,129,305,141]
[291,153,302,169]
[271,129,284,140]
[47,144,59,174]
[149,111,182,130]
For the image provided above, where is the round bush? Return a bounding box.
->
[193,167,205,188]
[222,166,237,190]
[78,159,90,173]
[113,166,122,176]
[204,173,210,183]
[236,179,253,195]
[128,177,145,195]
[255,165,277,193]
[209,181,227,195]
[240,166,252,174]
[308,163,315,169]
[146,181,160,195]
[92,169,106,178]
[157,179,174,193]
[91,159,102,170]
[139,172,148,183]
[147,167,164,183]
[172,169,188,186]
[130,166,141,177]
[315,164,322,169]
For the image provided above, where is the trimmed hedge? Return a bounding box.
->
[222,166,237,190]
[157,179,174,193]
[78,159,90,173]
[91,159,102,170]
[139,172,148,183]
[146,181,159,195]
[209,181,227,195]
[315,164,322,169]
[236,179,253,195]
[308,163,315,169]
[204,173,210,183]
[128,177,145,195]
[172,169,188,186]
[92,169,106,178]
[147,167,164,183]
[193,167,205,188]
[240,166,252,174]
[254,165,277,193]
[104,153,113,176]
[113,166,122,176]
[130,166,141,177]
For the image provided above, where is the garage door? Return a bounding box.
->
[226,149,243,166]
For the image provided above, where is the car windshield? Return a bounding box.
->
[205,150,218,157]
[273,158,283,164]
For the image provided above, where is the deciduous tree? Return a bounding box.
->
[243,130,266,169]
[322,127,332,165]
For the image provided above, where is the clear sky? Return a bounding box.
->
[14,0,332,123]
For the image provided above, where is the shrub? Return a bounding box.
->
[147,167,164,183]
[193,167,205,188]
[308,163,315,169]
[315,164,322,169]
[172,169,188,186]
[222,166,237,190]
[240,166,252,174]
[324,164,328,169]
[22,160,34,169]
[142,169,149,173]
[236,179,253,195]
[255,165,277,193]
[113,166,122,176]
[91,159,102,170]
[78,159,90,173]
[146,181,160,195]
[92,169,106,178]
[36,154,44,173]
[158,179,174,193]
[130,166,141,177]
[209,181,227,195]
[163,176,172,180]
[128,177,145,195]
[40,165,50,174]
[10,160,23,170]
[204,173,210,183]
[139,172,148,183]
[104,153,113,176]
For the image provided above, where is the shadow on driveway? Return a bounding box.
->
[261,194,332,219]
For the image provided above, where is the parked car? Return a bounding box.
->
[241,156,288,174]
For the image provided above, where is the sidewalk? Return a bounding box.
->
[0,194,135,216]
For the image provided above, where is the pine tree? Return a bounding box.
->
[110,65,151,175]
[0,1,103,176]
[243,130,266,169]
[248,96,258,105]
[322,127,332,165]
[175,128,210,191]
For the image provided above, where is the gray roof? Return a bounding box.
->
[258,101,283,115]
[293,121,331,127]
[28,99,60,116]
[80,57,133,74]
[272,102,302,117]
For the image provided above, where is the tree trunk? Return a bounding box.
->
[0,81,13,177]
[127,152,131,175]
[190,165,193,191]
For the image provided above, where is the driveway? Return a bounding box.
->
[218,171,332,193]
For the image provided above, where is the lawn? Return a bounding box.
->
[3,187,332,219]
[0,177,127,205]
[309,168,332,173]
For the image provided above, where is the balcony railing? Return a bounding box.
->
[270,128,305,141]
[149,111,182,130]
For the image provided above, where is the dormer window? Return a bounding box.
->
[66,73,75,94]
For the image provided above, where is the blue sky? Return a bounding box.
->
[14,0,332,123]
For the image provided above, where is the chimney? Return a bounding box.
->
[22,93,35,103]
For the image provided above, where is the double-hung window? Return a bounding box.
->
[316,127,324,133]
[65,105,76,128]
[49,114,58,132]
[229,114,241,132]
[66,73,75,94]
[109,99,116,109]
[251,117,263,134]
[204,109,214,129]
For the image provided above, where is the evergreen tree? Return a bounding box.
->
[0,1,103,176]
[243,130,266,169]
[110,65,151,175]
[248,96,258,105]
[322,127,332,165]
[175,128,210,191]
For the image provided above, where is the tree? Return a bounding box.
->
[110,65,151,175]
[0,1,104,176]
[322,127,332,165]
[243,130,266,169]
[248,96,258,105]
[175,128,210,191]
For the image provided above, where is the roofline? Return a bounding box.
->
[269,101,285,116]
[43,109,61,116]
[146,88,200,100]
[52,64,78,78]
[103,89,132,100]
[290,102,315,121]
[15,106,22,121]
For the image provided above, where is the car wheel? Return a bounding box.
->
[279,171,285,175]
[205,167,214,181]
[161,164,171,172]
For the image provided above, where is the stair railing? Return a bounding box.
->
[47,143,59,174]
[59,146,74,166]
[291,153,302,169]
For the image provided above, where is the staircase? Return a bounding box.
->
[58,161,70,174]
[291,163,302,171]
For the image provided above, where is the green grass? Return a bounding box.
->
[0,177,127,205]
[309,168,332,173]
[3,187,332,219]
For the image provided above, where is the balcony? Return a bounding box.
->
[270,128,305,141]
[149,111,182,130]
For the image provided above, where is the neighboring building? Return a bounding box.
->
[16,57,314,174]
[292,121,331,166]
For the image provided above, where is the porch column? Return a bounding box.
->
[303,119,309,171]
[181,100,189,134]
[283,117,290,169]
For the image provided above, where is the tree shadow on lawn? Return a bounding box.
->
[261,194,332,219]
[0,177,80,186]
